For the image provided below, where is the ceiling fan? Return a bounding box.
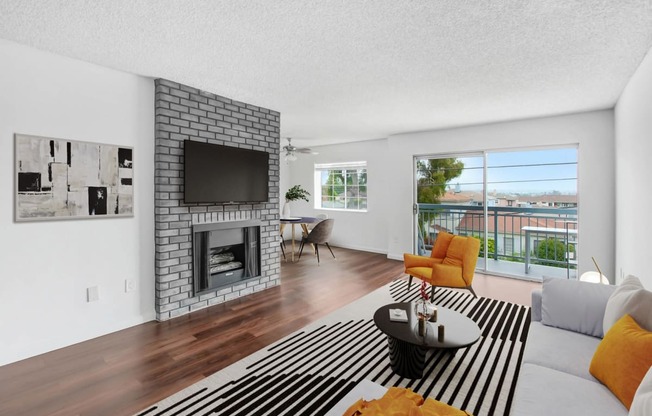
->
[282,138,317,162]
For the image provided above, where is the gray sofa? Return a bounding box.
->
[511,278,628,416]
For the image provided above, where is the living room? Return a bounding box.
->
[1,2,652,415]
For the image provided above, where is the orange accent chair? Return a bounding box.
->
[403,232,481,299]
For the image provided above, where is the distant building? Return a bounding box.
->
[420,192,578,259]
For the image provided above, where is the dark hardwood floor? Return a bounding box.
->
[0,247,405,416]
[0,246,540,416]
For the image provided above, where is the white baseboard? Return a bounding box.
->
[309,242,406,263]
[387,253,404,261]
[331,242,387,255]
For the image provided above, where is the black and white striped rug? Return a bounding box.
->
[136,279,530,416]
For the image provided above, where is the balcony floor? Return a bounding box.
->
[476,257,577,281]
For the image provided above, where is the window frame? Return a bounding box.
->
[313,161,368,212]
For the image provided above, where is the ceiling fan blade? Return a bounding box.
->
[283,139,317,156]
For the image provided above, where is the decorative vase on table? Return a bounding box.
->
[283,185,310,219]
[414,281,437,337]
[414,297,436,321]
[282,201,291,218]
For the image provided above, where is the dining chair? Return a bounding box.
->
[304,213,329,236]
[279,234,286,260]
[298,218,335,264]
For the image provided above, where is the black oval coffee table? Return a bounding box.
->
[373,302,481,378]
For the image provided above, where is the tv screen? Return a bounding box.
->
[184,140,269,204]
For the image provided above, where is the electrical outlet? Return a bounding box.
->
[87,286,99,302]
[125,279,136,293]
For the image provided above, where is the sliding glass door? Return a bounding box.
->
[413,146,578,280]
[413,153,485,257]
[484,148,578,279]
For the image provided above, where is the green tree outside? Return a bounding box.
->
[416,158,465,203]
[417,158,465,254]
[473,235,495,257]
[534,238,575,268]
[321,169,367,209]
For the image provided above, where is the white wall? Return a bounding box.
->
[615,47,652,288]
[282,139,390,253]
[284,111,616,278]
[0,40,155,365]
[279,152,291,216]
[387,111,615,280]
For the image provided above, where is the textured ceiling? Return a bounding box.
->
[1,1,652,146]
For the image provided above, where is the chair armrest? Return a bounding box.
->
[431,263,464,287]
[531,289,542,322]
[403,253,440,269]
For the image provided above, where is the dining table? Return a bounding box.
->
[280,216,320,262]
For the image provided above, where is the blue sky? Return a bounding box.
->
[424,147,578,194]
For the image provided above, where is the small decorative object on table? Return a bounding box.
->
[389,308,408,322]
[430,304,438,322]
[283,185,310,218]
[414,281,436,336]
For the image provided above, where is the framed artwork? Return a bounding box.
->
[15,134,134,221]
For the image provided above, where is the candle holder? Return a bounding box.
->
[429,306,438,322]
[418,317,427,337]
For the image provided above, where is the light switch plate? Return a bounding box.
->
[87,286,99,302]
[125,279,136,293]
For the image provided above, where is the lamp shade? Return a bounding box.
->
[579,271,609,285]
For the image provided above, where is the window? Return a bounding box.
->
[314,162,367,211]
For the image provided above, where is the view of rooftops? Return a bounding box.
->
[416,147,578,280]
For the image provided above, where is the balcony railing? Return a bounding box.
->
[417,203,578,279]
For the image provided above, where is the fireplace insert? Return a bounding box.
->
[192,220,261,294]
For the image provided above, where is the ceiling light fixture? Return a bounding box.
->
[285,152,298,162]
[282,138,317,163]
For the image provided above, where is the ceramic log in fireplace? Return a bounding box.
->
[192,220,261,294]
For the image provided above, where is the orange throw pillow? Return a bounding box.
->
[589,314,652,409]
[421,397,470,415]
[341,387,472,415]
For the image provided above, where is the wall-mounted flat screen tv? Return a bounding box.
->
[184,140,269,204]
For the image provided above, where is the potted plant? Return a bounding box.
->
[283,185,310,217]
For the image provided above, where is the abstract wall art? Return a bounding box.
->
[15,134,134,221]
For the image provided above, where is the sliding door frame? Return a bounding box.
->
[412,144,579,280]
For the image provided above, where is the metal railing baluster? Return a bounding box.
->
[417,203,578,278]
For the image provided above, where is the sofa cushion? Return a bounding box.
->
[630,366,652,416]
[603,275,652,333]
[523,321,601,381]
[589,314,652,409]
[541,277,615,338]
[511,363,627,416]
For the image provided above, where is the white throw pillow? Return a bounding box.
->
[603,275,652,333]
[541,277,615,338]
[629,366,652,416]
